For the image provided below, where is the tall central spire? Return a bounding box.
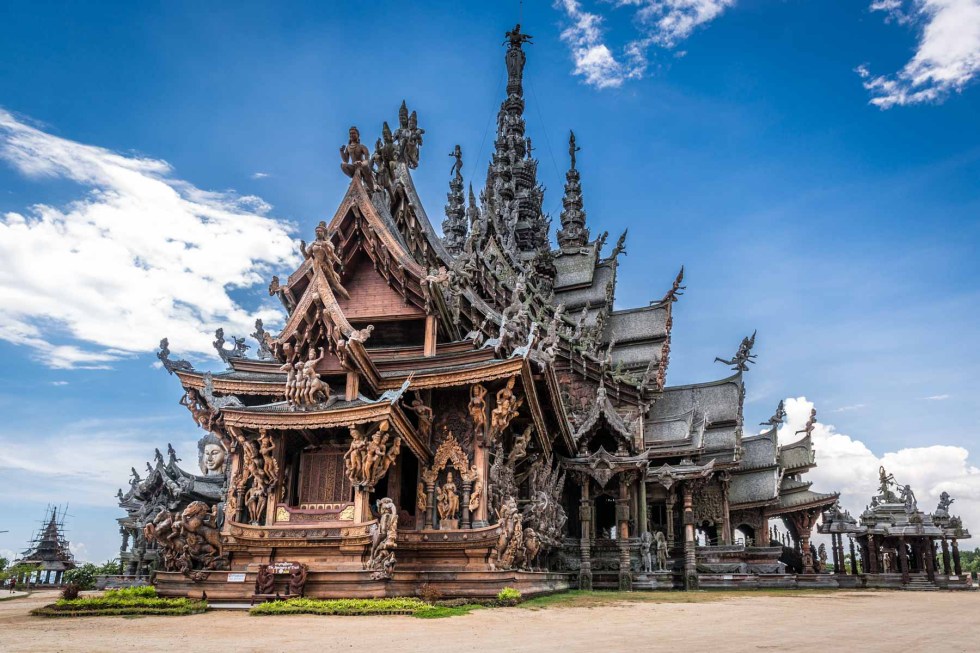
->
[484,24,550,263]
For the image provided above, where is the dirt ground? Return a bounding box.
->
[2,589,978,653]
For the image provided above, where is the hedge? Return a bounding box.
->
[32,587,205,617]
[251,597,430,616]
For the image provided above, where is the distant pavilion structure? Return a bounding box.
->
[15,506,76,586]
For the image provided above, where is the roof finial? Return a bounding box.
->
[569,131,580,170]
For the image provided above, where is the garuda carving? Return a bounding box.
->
[714,330,757,372]
[344,421,400,491]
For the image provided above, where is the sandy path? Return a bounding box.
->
[2,590,978,653]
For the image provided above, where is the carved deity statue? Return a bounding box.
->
[198,432,227,476]
[714,330,757,372]
[416,482,428,512]
[640,531,654,573]
[492,496,525,570]
[420,266,450,312]
[437,479,460,521]
[340,126,374,191]
[407,393,433,440]
[345,421,399,490]
[795,407,817,438]
[490,376,523,443]
[654,531,669,571]
[469,383,488,435]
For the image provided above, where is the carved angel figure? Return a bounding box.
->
[490,377,523,443]
[437,480,459,521]
[469,383,488,434]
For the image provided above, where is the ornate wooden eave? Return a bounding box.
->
[765,491,840,518]
[540,363,576,454]
[374,355,525,391]
[221,398,431,463]
[175,369,285,398]
[572,382,638,452]
[645,460,716,489]
[560,446,650,488]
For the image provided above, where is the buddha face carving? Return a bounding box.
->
[202,443,227,475]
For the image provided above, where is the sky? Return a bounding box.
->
[0,1,978,563]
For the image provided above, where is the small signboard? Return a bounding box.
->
[723,574,734,580]
[227,573,247,583]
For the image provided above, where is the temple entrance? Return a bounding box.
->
[595,495,617,539]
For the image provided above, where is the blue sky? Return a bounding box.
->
[1,1,978,563]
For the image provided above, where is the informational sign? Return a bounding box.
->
[269,561,301,574]
[227,573,247,583]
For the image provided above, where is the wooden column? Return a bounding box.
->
[425,480,436,529]
[472,444,488,526]
[579,478,593,590]
[719,473,732,545]
[849,537,859,575]
[866,534,878,573]
[638,480,648,535]
[423,315,437,357]
[925,538,936,581]
[898,536,910,584]
[345,371,359,401]
[683,482,697,590]
[353,488,372,523]
[617,476,632,591]
[461,479,472,529]
[665,487,676,550]
[941,537,951,575]
[952,538,962,576]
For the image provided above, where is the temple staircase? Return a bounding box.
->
[904,574,939,591]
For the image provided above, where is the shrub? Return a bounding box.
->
[61,584,80,601]
[496,587,522,605]
[63,564,100,590]
[33,593,205,618]
[417,582,442,604]
[251,597,429,616]
[103,586,157,600]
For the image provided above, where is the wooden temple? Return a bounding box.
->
[117,25,968,599]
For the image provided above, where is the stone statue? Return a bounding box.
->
[198,432,227,476]
[899,483,917,512]
[640,531,654,573]
[877,465,896,500]
[437,479,460,521]
[340,126,374,191]
[818,543,828,571]
[167,442,181,464]
[368,497,398,580]
[523,528,541,570]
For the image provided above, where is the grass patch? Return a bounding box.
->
[31,586,206,617]
[414,603,485,619]
[251,597,430,616]
[521,589,836,610]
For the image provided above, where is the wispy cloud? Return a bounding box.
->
[831,403,866,412]
[0,109,301,368]
[251,172,271,180]
[922,393,951,400]
[859,0,980,108]
[49,381,68,386]
[553,0,737,88]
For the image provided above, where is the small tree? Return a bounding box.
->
[97,559,122,576]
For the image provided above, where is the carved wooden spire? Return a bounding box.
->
[442,145,467,256]
[557,131,589,249]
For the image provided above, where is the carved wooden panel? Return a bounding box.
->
[298,448,351,504]
[432,388,473,452]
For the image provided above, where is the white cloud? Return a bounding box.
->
[831,403,866,412]
[69,541,90,563]
[251,172,271,180]
[861,0,980,107]
[923,394,950,400]
[0,109,301,368]
[776,397,980,539]
[554,0,736,88]
[49,381,68,386]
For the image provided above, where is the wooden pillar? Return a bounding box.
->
[345,371,359,401]
[952,538,962,576]
[925,538,936,581]
[941,537,951,575]
[472,445,488,526]
[425,480,436,529]
[866,535,878,573]
[719,473,732,545]
[423,315,437,357]
[353,488,373,523]
[638,481,648,536]
[849,537,859,575]
[665,487,676,551]
[461,479,472,529]
[617,477,632,591]
[579,478,593,590]
[683,482,697,590]
[898,536,909,584]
